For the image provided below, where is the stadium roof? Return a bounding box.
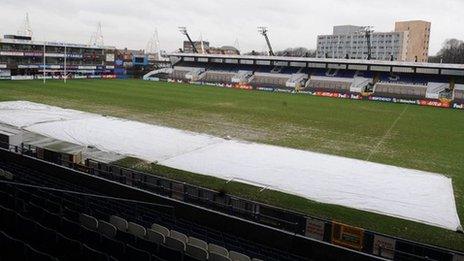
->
[169,53,464,76]
[0,37,115,50]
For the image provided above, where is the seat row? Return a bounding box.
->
[0,161,304,260]
[85,212,264,261]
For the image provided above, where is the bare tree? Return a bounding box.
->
[275,47,316,57]
[429,39,464,64]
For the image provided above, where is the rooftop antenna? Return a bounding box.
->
[258,26,274,56]
[18,13,33,37]
[89,22,104,46]
[178,26,198,53]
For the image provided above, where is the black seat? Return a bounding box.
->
[100,234,125,260]
[16,188,31,202]
[158,244,183,260]
[0,230,26,260]
[44,199,61,213]
[115,230,136,244]
[16,214,36,243]
[125,244,152,261]
[0,191,15,209]
[82,244,109,261]
[63,205,80,222]
[42,209,61,230]
[136,238,159,255]
[26,202,45,221]
[14,198,27,214]
[61,217,81,240]
[30,194,46,208]
[55,232,82,261]
[35,222,57,253]
[25,244,57,261]
[0,207,17,234]
[80,225,101,247]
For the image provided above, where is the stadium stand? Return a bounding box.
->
[304,76,353,93]
[0,126,461,261]
[0,124,463,261]
[250,73,291,88]
[142,53,464,109]
[202,70,236,84]
[373,82,428,99]
[171,67,197,81]
[0,146,387,261]
[454,84,464,103]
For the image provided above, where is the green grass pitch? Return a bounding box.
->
[1,79,463,250]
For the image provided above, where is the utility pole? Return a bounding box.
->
[43,42,46,84]
[258,26,275,56]
[64,45,67,84]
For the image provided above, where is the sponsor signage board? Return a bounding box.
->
[0,69,11,77]
[11,75,34,80]
[24,52,43,57]
[0,51,24,56]
[78,66,97,70]
[305,218,325,241]
[331,222,364,250]
[18,65,40,69]
[418,99,450,108]
[373,235,396,259]
[106,53,115,62]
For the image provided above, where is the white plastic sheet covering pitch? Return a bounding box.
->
[0,101,460,231]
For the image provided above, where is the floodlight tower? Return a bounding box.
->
[359,26,374,60]
[18,13,33,37]
[146,28,161,58]
[89,22,104,46]
[258,26,275,56]
[234,38,241,54]
[179,27,198,53]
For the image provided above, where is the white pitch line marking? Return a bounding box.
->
[366,106,408,161]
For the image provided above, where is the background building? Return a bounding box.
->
[183,41,210,53]
[0,34,115,78]
[182,41,240,55]
[395,20,431,62]
[316,21,430,62]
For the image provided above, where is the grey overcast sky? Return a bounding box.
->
[1,0,462,55]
